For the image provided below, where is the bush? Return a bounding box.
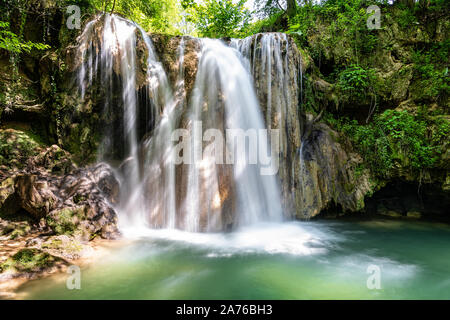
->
[328,109,449,179]
[336,64,377,104]
[288,0,383,64]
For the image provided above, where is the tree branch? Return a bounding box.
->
[111,0,116,14]
[274,0,287,13]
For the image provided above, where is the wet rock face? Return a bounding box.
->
[293,120,373,219]
[233,34,375,219]
[61,15,151,164]
[149,35,201,102]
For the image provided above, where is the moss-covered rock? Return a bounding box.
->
[4,222,32,240]
[0,128,75,174]
[0,129,43,171]
[0,248,65,273]
[37,234,92,261]
[46,207,83,236]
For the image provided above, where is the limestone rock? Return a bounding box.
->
[15,174,58,219]
[149,35,201,101]
[0,164,120,240]
[0,178,19,217]
[292,120,374,219]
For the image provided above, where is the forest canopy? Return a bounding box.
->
[0,0,448,42]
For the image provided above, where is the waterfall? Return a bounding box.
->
[232,33,303,215]
[137,43,184,230]
[183,39,283,230]
[75,15,285,233]
[76,14,142,206]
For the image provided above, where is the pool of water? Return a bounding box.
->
[17,220,450,299]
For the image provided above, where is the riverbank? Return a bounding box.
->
[0,233,129,299]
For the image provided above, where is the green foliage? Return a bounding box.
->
[0,21,50,53]
[254,0,285,18]
[182,0,251,38]
[396,5,417,28]
[289,0,383,64]
[328,109,450,178]
[77,0,181,33]
[286,3,316,45]
[243,12,283,36]
[336,64,377,103]
[115,0,180,33]
[412,41,449,102]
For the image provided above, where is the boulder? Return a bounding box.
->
[0,164,120,241]
[0,178,19,217]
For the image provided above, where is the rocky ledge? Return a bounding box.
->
[0,128,120,292]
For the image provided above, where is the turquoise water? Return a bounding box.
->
[18,220,450,299]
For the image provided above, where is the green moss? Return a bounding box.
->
[411,41,449,103]
[356,197,365,212]
[46,207,85,235]
[8,224,31,240]
[0,129,43,169]
[41,238,63,249]
[73,194,87,204]
[0,248,61,273]
[336,64,377,106]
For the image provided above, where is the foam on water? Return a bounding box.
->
[119,221,343,256]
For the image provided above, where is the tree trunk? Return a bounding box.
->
[111,0,116,13]
[286,0,297,17]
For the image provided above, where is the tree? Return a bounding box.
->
[286,0,298,17]
[255,0,299,18]
[182,0,251,38]
[98,0,181,33]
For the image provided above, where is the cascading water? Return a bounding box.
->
[76,14,142,209]
[139,38,283,232]
[76,15,286,233]
[232,33,303,214]
[136,41,185,230]
[181,38,283,231]
[75,14,176,228]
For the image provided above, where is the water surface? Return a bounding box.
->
[19,220,450,299]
